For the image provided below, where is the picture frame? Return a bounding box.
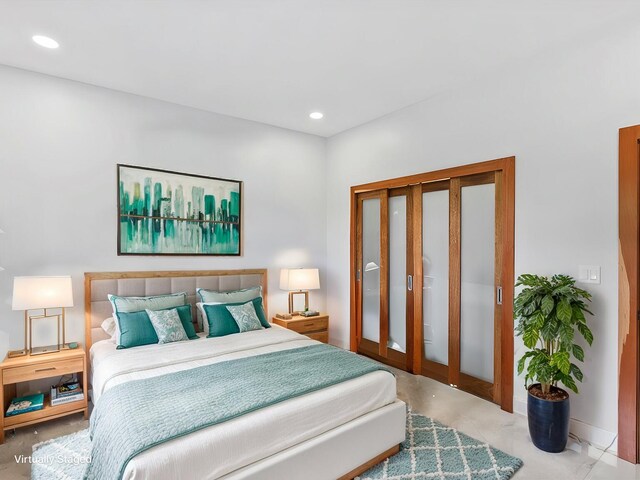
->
[117,164,242,256]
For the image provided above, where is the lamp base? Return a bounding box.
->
[7,349,27,358]
[288,290,309,315]
[30,344,61,356]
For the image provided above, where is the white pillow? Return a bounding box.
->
[196,303,210,335]
[101,317,117,342]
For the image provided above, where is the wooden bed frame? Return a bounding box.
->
[83,268,404,480]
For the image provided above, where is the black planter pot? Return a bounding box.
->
[527,384,570,453]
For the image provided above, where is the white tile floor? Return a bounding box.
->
[394,368,640,479]
[1,368,639,479]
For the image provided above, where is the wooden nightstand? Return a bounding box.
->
[272,314,329,343]
[0,346,88,444]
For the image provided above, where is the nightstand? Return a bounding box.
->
[272,314,329,343]
[0,346,88,444]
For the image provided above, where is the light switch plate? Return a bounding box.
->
[578,265,601,284]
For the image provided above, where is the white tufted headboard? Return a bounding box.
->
[84,269,268,357]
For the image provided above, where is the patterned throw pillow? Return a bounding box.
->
[226,302,264,333]
[146,308,190,344]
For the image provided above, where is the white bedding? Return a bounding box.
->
[90,326,397,480]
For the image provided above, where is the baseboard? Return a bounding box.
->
[513,397,527,417]
[569,418,617,454]
[513,397,617,454]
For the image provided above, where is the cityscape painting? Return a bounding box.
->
[117,164,241,255]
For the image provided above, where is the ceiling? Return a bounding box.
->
[0,0,639,137]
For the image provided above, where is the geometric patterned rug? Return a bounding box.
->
[31,411,522,480]
[31,429,91,480]
[359,411,523,480]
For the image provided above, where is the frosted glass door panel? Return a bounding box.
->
[362,198,381,343]
[460,183,495,383]
[422,190,449,365]
[388,195,407,353]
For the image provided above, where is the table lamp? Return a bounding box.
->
[11,276,74,357]
[279,268,320,315]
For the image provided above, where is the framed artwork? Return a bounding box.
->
[117,164,242,256]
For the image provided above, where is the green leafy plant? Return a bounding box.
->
[515,274,593,395]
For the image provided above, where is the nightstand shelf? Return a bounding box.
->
[272,314,329,343]
[0,346,88,444]
[3,395,86,429]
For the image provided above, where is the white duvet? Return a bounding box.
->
[90,326,397,480]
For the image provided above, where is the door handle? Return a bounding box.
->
[497,286,503,305]
[407,275,413,291]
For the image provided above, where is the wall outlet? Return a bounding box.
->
[578,265,601,284]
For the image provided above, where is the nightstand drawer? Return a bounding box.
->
[3,357,83,385]
[305,331,329,343]
[288,317,328,334]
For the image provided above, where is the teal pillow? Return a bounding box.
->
[172,305,198,339]
[203,297,269,338]
[116,305,197,349]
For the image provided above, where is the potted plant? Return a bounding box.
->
[514,274,593,453]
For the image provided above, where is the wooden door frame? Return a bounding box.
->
[349,157,516,413]
[618,125,640,463]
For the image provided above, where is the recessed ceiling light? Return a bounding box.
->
[309,112,324,120]
[32,35,59,49]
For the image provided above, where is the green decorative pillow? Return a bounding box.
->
[200,297,270,338]
[226,302,264,333]
[146,309,190,344]
[115,305,197,349]
[108,292,187,314]
[196,286,262,304]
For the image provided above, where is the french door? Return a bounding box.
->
[351,158,515,412]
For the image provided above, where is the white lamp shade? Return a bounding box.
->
[279,268,320,291]
[12,276,74,310]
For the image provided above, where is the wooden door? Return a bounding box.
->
[355,188,414,370]
[416,172,501,403]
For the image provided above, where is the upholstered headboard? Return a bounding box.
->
[84,269,268,356]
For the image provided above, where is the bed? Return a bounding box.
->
[85,269,406,480]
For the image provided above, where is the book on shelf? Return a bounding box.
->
[52,382,81,398]
[6,393,45,417]
[50,386,84,407]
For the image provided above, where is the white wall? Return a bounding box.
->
[0,65,327,359]
[326,24,640,443]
